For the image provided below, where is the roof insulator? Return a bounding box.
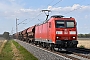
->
[51,15,64,18]
[70,17,72,18]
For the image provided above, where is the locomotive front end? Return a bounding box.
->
[53,15,78,48]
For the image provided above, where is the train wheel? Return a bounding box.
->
[49,43,54,51]
[28,40,31,43]
[45,43,49,49]
[34,41,38,45]
[26,39,28,43]
[74,44,77,48]
[42,42,46,48]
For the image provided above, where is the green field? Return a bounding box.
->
[0,40,13,60]
[0,40,38,60]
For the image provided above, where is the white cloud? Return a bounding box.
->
[71,4,81,10]
[0,1,90,33]
[47,4,90,14]
[0,2,90,19]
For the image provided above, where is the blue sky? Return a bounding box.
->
[0,0,90,34]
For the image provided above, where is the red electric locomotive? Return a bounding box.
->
[35,15,78,49]
[14,15,78,50]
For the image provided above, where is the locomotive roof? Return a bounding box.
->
[36,15,73,26]
[43,15,65,23]
[51,15,64,18]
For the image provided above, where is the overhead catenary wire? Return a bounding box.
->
[46,0,55,7]
[60,0,87,15]
[63,3,90,15]
[31,0,63,20]
[25,0,55,24]
[19,0,64,31]
[26,0,63,24]
[52,0,63,7]
[19,0,86,25]
[63,7,82,15]
[18,19,27,25]
[28,13,43,23]
[24,0,90,27]
[16,0,89,33]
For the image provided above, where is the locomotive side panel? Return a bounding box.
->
[39,25,43,40]
[35,23,49,43]
[35,25,39,40]
[42,23,48,41]
[48,18,56,44]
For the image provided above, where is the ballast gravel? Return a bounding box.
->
[14,39,71,60]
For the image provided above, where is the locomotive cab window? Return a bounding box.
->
[66,21,75,28]
[55,20,65,28]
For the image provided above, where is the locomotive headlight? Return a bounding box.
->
[73,37,75,39]
[56,37,59,39]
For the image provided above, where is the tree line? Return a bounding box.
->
[3,32,10,40]
[2,32,90,39]
[78,34,90,38]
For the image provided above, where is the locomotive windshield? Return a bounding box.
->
[66,21,74,28]
[55,20,75,28]
[56,20,64,28]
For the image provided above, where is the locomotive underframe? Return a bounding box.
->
[55,40,78,48]
[34,39,78,49]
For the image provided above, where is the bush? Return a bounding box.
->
[79,45,85,48]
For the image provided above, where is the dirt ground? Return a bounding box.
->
[77,39,90,49]
[0,41,3,47]
[0,40,7,54]
[11,41,23,60]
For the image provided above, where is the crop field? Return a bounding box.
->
[0,40,38,60]
[0,40,7,54]
[0,41,3,47]
[0,40,5,52]
[77,39,90,49]
[0,40,4,44]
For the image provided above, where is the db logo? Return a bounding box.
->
[64,29,68,34]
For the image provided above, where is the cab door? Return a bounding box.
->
[48,22,51,40]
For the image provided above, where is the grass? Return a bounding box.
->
[0,42,2,47]
[0,40,38,60]
[79,45,85,48]
[0,40,13,60]
[0,40,3,48]
[12,40,38,60]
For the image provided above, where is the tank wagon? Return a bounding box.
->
[14,15,78,50]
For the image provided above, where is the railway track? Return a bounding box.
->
[40,46,90,60]
[66,48,90,58]
[15,39,90,60]
[75,48,90,53]
[50,51,80,60]
[35,45,80,60]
